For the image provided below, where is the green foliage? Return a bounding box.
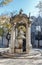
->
[4,22,12,32]
[0,22,12,35]
[18,26,26,32]
[0,0,12,6]
[0,28,4,36]
[3,0,12,5]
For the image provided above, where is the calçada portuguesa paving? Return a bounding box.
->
[0,58,42,65]
[0,48,42,65]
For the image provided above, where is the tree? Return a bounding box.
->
[3,22,12,32]
[36,1,42,15]
[0,28,4,36]
[0,0,12,6]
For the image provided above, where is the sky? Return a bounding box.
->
[0,0,40,16]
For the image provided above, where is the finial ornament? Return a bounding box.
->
[19,9,23,14]
[29,13,30,18]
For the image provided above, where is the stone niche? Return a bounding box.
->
[9,10,32,54]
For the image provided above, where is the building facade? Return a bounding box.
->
[31,16,42,48]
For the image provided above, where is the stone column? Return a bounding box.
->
[26,23,32,53]
[9,26,15,54]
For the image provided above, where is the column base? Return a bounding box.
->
[9,48,14,54]
[26,49,30,53]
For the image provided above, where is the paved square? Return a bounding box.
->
[0,58,42,65]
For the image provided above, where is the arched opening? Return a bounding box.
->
[14,22,26,53]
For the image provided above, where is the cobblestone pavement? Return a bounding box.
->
[0,58,42,65]
[0,49,42,65]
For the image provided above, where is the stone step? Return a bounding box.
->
[1,50,41,59]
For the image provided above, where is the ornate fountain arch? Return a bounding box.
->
[9,11,32,54]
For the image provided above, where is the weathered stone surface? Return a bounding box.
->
[0,49,42,65]
[10,12,32,54]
